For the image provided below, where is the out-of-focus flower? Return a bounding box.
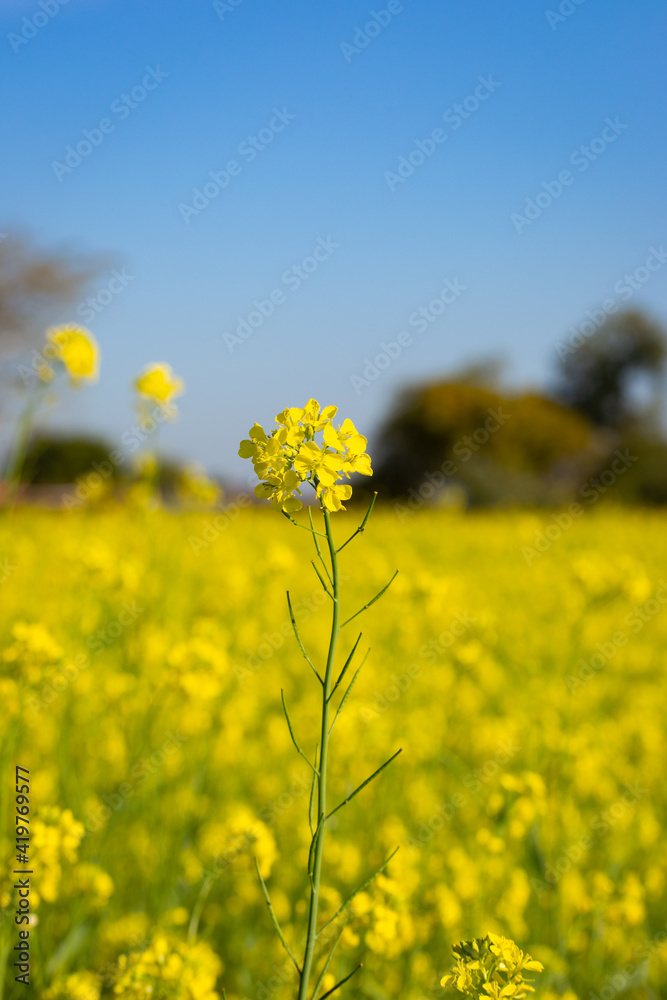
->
[113,932,222,1000]
[45,324,99,383]
[176,463,222,508]
[134,363,184,405]
[43,970,101,1000]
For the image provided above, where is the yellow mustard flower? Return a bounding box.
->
[441,934,544,1000]
[134,363,184,404]
[45,324,99,382]
[43,970,101,1000]
[239,399,372,512]
[113,932,222,1000]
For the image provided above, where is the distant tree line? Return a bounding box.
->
[372,310,667,507]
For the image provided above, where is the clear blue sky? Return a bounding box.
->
[3,0,665,479]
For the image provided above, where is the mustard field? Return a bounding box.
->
[1,506,666,1000]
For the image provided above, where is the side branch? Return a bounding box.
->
[329,654,369,734]
[326,749,402,819]
[309,929,344,1000]
[287,591,324,684]
[282,690,320,775]
[336,492,377,554]
[311,560,333,599]
[255,858,302,975]
[282,510,327,538]
[327,633,362,703]
[339,571,398,628]
[316,847,400,938]
[309,507,333,585]
[316,964,362,1000]
[307,812,325,884]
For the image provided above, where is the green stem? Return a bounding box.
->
[4,384,42,505]
[299,509,339,1000]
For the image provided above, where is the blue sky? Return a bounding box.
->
[3,0,665,479]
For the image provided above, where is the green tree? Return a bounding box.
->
[554,310,665,428]
[373,377,594,506]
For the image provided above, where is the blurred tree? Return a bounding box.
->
[20,435,117,485]
[554,310,665,429]
[373,378,595,506]
[0,231,105,354]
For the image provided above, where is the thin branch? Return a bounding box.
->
[326,749,402,819]
[339,571,398,629]
[336,492,377,554]
[308,746,319,837]
[282,509,327,537]
[329,655,368,734]
[310,928,344,1000]
[254,858,301,975]
[308,812,325,884]
[327,633,362,703]
[309,507,333,584]
[311,560,333,600]
[282,689,320,775]
[287,591,323,684]
[316,847,400,938]
[316,964,363,1000]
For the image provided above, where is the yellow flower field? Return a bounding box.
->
[1,505,666,1000]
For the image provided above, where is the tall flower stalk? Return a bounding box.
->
[240,401,400,1000]
[4,323,99,504]
[132,362,184,504]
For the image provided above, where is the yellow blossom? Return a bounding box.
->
[46,324,99,382]
[239,399,372,512]
[134,362,184,405]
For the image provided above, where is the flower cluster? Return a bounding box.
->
[441,935,544,1000]
[239,399,372,512]
[113,933,222,1000]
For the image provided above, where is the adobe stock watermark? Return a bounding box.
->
[587,927,667,1000]
[200,772,311,888]
[511,117,628,233]
[74,268,135,323]
[241,872,354,1000]
[213,0,246,20]
[359,611,476,723]
[27,600,144,715]
[384,75,501,191]
[566,580,667,693]
[178,108,296,225]
[404,739,520,854]
[531,781,647,898]
[350,277,467,394]
[223,236,340,353]
[16,268,137,362]
[51,67,169,182]
[393,407,511,521]
[234,577,349,683]
[8,0,69,54]
[545,0,588,31]
[188,495,252,553]
[61,401,178,510]
[340,0,413,63]
[555,246,667,361]
[521,448,638,565]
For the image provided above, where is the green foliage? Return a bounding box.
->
[20,435,117,485]
[554,310,665,428]
[374,380,594,506]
